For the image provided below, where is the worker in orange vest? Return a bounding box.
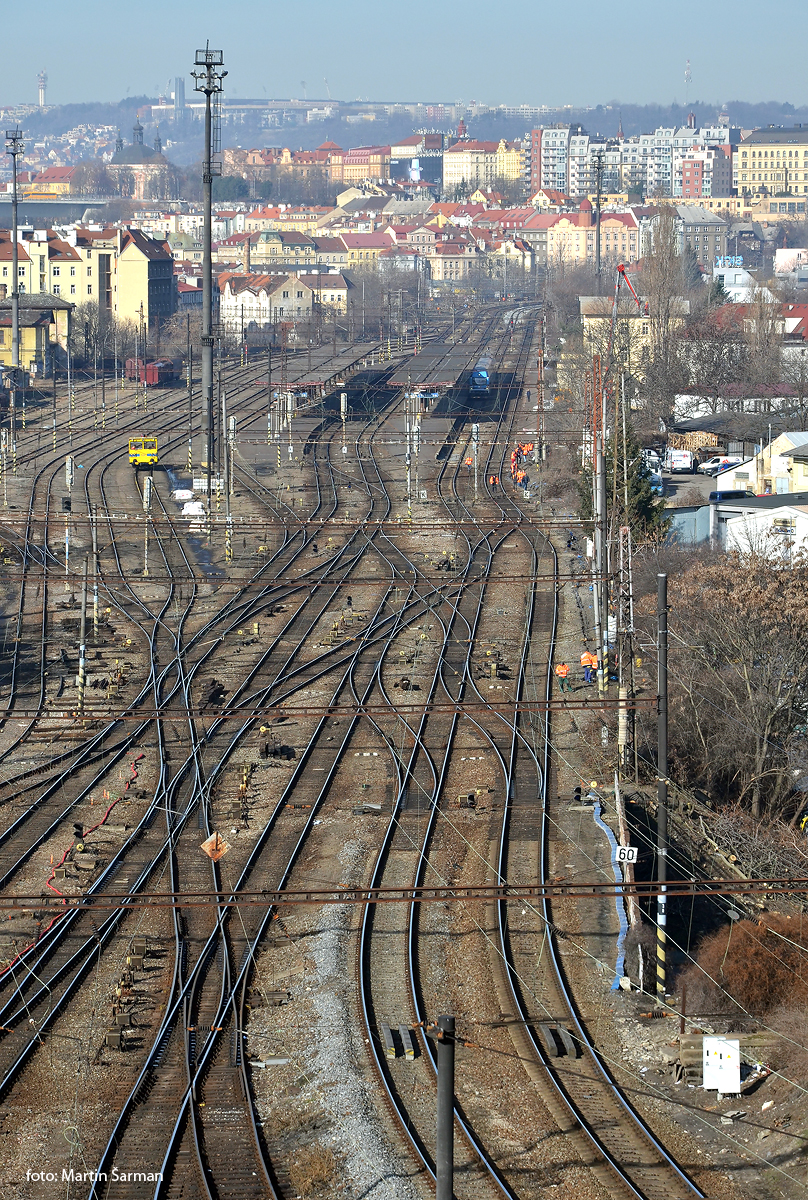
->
[554,662,570,692]
[581,649,596,684]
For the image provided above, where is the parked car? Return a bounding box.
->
[708,489,755,502]
[698,455,744,476]
[649,471,665,496]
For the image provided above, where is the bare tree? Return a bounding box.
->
[639,206,690,425]
[71,160,116,197]
[743,285,785,410]
[637,550,808,819]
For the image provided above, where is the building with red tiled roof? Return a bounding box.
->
[177,278,203,310]
[428,238,482,281]
[219,272,314,332]
[471,207,537,231]
[29,166,77,195]
[312,237,348,268]
[338,230,398,263]
[298,273,351,311]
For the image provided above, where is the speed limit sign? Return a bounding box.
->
[615,845,638,864]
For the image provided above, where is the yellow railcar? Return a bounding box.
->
[128,437,158,466]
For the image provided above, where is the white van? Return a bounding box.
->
[698,455,744,476]
[665,449,695,474]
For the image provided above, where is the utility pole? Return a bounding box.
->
[192,44,227,532]
[593,147,605,279]
[78,558,88,717]
[91,504,99,642]
[267,346,272,444]
[5,128,24,466]
[434,1016,455,1200]
[100,325,106,429]
[223,391,233,562]
[186,313,193,473]
[405,390,412,523]
[656,573,668,999]
[142,475,152,577]
[594,434,607,695]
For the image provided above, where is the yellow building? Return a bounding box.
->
[244,205,330,234]
[733,127,808,200]
[339,232,397,263]
[442,140,523,194]
[539,205,640,267]
[0,295,73,375]
[0,237,34,297]
[250,230,316,268]
[27,166,76,197]
[115,230,175,327]
[578,294,689,379]
[1,226,176,327]
[719,433,808,496]
[299,273,351,312]
[337,146,392,186]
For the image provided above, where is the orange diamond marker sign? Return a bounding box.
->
[200,832,230,862]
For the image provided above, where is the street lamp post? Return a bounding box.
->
[192,44,227,531]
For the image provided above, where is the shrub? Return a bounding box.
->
[678,914,808,1020]
[288,1145,337,1196]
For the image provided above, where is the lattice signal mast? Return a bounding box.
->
[191,44,227,515]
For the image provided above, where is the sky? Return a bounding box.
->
[2,0,804,109]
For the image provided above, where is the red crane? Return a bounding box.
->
[606,262,647,371]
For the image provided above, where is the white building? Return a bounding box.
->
[712,263,772,303]
[218,271,314,334]
[539,127,572,193]
[725,504,808,559]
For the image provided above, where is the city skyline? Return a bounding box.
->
[1,0,798,110]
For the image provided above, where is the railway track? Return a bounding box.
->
[0,310,708,1200]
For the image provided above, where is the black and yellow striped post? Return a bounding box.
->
[656,573,668,999]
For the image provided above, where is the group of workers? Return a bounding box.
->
[554,649,599,692]
[509,441,535,490]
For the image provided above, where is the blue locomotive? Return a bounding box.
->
[469,354,493,399]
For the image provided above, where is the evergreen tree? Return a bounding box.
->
[578,420,669,538]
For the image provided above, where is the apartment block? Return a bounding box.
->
[733,127,808,198]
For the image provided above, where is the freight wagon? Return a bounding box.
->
[125,358,182,386]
